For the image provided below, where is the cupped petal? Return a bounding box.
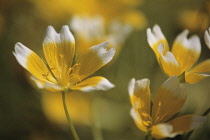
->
[13,43,56,83]
[70,76,115,92]
[158,44,183,76]
[31,76,62,92]
[172,30,201,71]
[147,25,169,62]
[128,78,151,115]
[151,123,178,139]
[72,41,115,82]
[43,25,75,79]
[152,76,187,124]
[185,59,210,84]
[169,115,206,134]
[130,107,148,132]
[204,27,210,49]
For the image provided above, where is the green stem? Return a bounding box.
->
[62,91,80,140]
[145,134,149,140]
[185,106,210,140]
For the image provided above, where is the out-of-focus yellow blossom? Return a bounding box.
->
[178,2,210,33]
[41,92,92,125]
[13,25,115,92]
[30,0,147,29]
[204,27,210,49]
[70,15,132,55]
[147,25,210,84]
[129,76,206,139]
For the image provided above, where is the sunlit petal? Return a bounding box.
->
[158,44,182,76]
[147,25,169,62]
[185,59,210,84]
[169,115,206,134]
[128,78,151,115]
[72,41,115,82]
[172,30,201,71]
[13,43,56,83]
[152,76,187,124]
[43,25,75,79]
[70,76,115,92]
[204,27,210,49]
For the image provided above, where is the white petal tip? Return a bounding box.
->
[204,27,210,49]
[81,78,115,92]
[90,41,115,64]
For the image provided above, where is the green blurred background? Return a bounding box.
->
[0,0,210,140]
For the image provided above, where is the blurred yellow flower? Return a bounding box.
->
[178,1,210,33]
[129,76,206,139]
[31,0,147,29]
[178,9,209,33]
[13,25,115,92]
[147,25,210,84]
[70,15,132,55]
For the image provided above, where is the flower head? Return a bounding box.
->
[147,25,210,84]
[13,25,115,92]
[129,76,206,139]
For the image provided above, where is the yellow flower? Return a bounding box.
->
[147,25,210,84]
[204,27,210,49]
[70,15,132,55]
[13,25,115,92]
[128,76,206,139]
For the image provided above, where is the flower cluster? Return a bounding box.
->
[13,24,210,140]
[127,25,210,139]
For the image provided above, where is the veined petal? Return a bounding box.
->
[72,41,115,82]
[172,30,201,71]
[169,115,206,134]
[128,78,151,116]
[204,27,210,49]
[147,25,169,62]
[151,123,178,139]
[13,43,56,83]
[70,76,115,92]
[43,25,75,79]
[130,107,148,132]
[185,59,210,84]
[31,76,62,92]
[158,44,182,76]
[152,76,187,124]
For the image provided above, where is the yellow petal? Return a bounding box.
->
[72,41,115,82]
[172,30,201,71]
[151,123,177,139]
[169,115,206,134]
[152,76,187,124]
[185,59,210,84]
[204,27,210,49]
[70,76,115,92]
[128,78,151,116]
[158,44,183,76]
[130,107,148,132]
[43,25,75,79]
[13,43,56,83]
[147,25,169,62]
